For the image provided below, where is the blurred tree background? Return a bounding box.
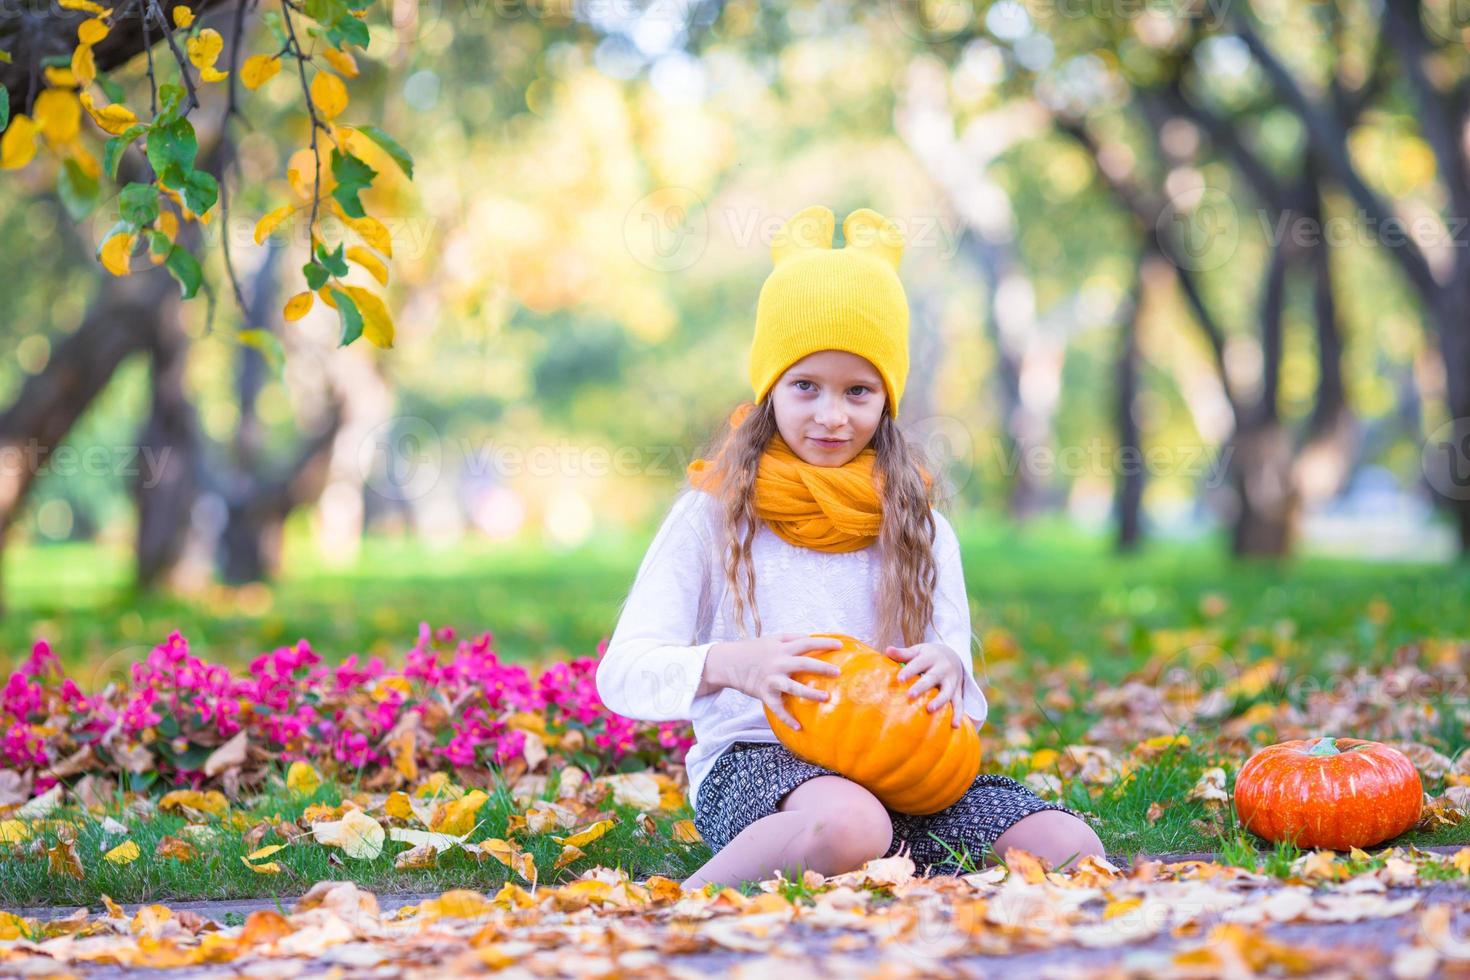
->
[3,0,1469,669]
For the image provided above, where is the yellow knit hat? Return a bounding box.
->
[749,205,910,417]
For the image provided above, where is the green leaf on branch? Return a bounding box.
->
[303,260,330,290]
[118,182,160,225]
[329,149,376,219]
[353,125,413,179]
[0,87,8,131]
[57,158,100,220]
[147,118,199,185]
[181,169,218,215]
[316,240,349,277]
[157,83,186,123]
[330,287,362,346]
[148,229,172,257]
[103,124,148,180]
[327,15,369,49]
[164,245,203,299]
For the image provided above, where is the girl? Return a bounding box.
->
[596,205,1103,888]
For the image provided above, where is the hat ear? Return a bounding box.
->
[841,208,904,270]
[771,205,835,266]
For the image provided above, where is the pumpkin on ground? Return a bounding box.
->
[1233,736,1423,850]
[763,632,982,815]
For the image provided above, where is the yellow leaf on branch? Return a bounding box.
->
[99,231,134,276]
[254,204,296,245]
[34,89,81,146]
[283,291,314,321]
[311,72,349,121]
[172,4,194,26]
[342,285,396,349]
[241,54,281,90]
[0,115,38,170]
[187,29,222,70]
[78,17,109,44]
[59,0,109,13]
[346,246,388,285]
[71,43,96,85]
[79,91,137,136]
[321,47,359,78]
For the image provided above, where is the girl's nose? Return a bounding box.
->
[814,398,847,427]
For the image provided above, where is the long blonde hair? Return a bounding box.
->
[689,399,940,650]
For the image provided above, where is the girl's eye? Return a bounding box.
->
[849,386,870,396]
[794,380,814,391]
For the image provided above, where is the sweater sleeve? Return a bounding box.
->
[926,511,988,726]
[595,491,719,722]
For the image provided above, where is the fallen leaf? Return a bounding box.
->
[312,809,386,860]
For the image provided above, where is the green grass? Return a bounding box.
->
[5,511,1470,903]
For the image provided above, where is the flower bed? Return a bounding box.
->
[2,624,693,798]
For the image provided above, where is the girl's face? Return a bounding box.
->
[769,350,888,466]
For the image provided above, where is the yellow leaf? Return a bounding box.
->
[241,54,281,90]
[99,231,134,276]
[104,840,140,865]
[157,209,179,242]
[246,844,285,862]
[311,71,348,121]
[172,4,193,26]
[0,819,30,843]
[59,0,108,13]
[71,42,96,85]
[187,29,223,70]
[158,789,229,818]
[342,285,394,349]
[1,114,37,170]
[43,66,78,88]
[321,46,359,78]
[385,791,414,821]
[286,761,321,795]
[154,836,195,862]
[554,844,584,869]
[419,890,495,920]
[551,819,614,850]
[78,17,109,43]
[241,855,282,874]
[79,91,137,136]
[199,66,229,83]
[346,246,388,286]
[671,819,702,844]
[345,213,392,256]
[33,89,81,145]
[1104,896,1142,920]
[432,790,487,836]
[101,894,125,918]
[413,772,461,799]
[283,291,314,321]
[311,809,385,860]
[254,204,296,245]
[391,728,417,781]
[317,287,338,310]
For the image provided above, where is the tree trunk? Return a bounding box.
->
[0,267,175,612]
[1114,254,1147,551]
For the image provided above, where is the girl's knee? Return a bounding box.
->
[784,777,893,873]
[993,810,1104,869]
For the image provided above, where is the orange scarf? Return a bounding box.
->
[686,406,928,553]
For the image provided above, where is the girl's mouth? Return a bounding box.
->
[809,437,848,450]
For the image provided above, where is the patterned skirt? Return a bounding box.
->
[693,740,1086,874]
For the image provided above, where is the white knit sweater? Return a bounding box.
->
[595,488,987,811]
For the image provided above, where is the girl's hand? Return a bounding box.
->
[702,633,843,731]
[885,642,966,728]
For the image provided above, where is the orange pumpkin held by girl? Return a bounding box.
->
[1232,736,1423,850]
[764,633,983,815]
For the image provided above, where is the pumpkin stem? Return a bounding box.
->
[1307,736,1339,757]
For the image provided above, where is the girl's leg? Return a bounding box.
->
[684,776,893,889]
[991,810,1105,869]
